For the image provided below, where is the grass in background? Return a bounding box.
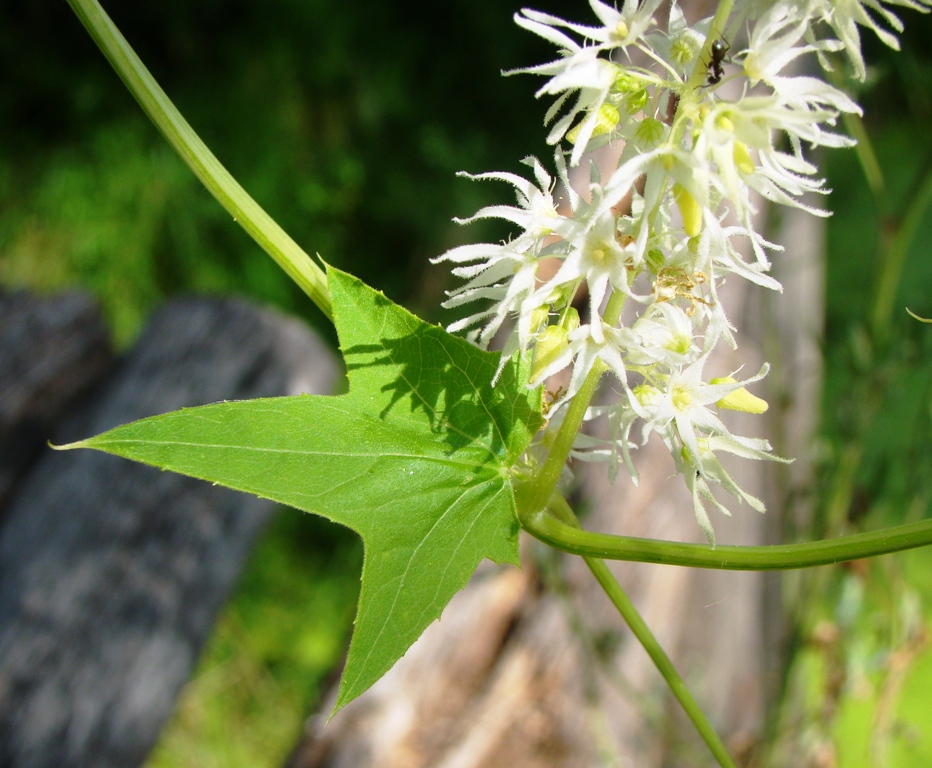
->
[146,512,362,768]
[770,15,932,762]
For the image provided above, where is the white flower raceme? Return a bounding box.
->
[434,0,925,543]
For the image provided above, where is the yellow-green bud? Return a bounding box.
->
[566,102,621,145]
[634,117,665,149]
[530,305,550,333]
[548,282,577,310]
[673,183,703,237]
[624,88,649,115]
[613,72,638,93]
[633,383,660,406]
[645,248,665,275]
[711,377,769,414]
[531,325,569,382]
[733,141,755,175]
[615,20,629,40]
[562,306,580,333]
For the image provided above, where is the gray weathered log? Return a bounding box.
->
[0,296,339,768]
[0,291,112,508]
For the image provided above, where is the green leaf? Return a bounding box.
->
[60,266,542,711]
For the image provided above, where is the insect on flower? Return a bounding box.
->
[706,39,730,86]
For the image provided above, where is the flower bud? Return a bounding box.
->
[531,325,569,382]
[711,377,769,413]
[673,183,703,237]
[633,383,660,406]
[624,88,649,115]
[530,305,550,333]
[613,72,638,93]
[567,103,621,144]
[645,248,665,274]
[634,117,665,149]
[733,142,755,175]
[562,306,580,333]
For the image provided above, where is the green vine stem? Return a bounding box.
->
[66,0,333,322]
[518,492,932,569]
[584,556,738,768]
[683,0,736,94]
[519,289,628,518]
[542,493,737,766]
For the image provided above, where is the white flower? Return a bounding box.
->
[570,400,642,484]
[625,356,782,543]
[529,201,633,343]
[439,241,540,348]
[434,0,927,538]
[676,436,773,546]
[627,302,699,367]
[644,2,710,79]
[508,0,666,163]
[452,157,569,240]
[515,0,665,53]
[809,0,932,80]
[532,320,634,402]
[433,156,572,350]
[629,356,768,473]
[737,0,932,81]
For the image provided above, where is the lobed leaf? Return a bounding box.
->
[61,266,542,710]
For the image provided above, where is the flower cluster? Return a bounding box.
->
[434,0,930,543]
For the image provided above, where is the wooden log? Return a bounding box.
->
[0,296,339,768]
[0,291,112,508]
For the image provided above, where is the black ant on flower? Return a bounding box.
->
[706,38,730,86]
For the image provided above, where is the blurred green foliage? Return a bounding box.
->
[146,513,362,768]
[772,13,932,767]
[0,0,578,344]
[820,14,932,526]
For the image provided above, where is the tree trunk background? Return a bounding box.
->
[0,293,339,768]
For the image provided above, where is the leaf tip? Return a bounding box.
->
[48,438,91,452]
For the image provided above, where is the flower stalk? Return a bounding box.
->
[66,0,333,321]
